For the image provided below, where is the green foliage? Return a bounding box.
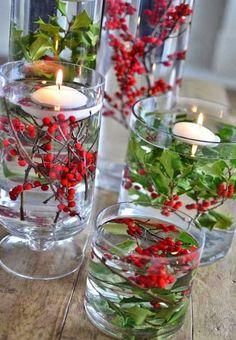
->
[126,130,236,231]
[178,231,198,247]
[9,2,101,69]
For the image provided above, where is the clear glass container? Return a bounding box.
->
[9,0,104,68]
[97,0,195,191]
[119,95,236,265]
[84,202,205,339]
[0,60,104,279]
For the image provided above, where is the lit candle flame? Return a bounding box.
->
[152,63,157,72]
[197,112,204,126]
[191,105,198,113]
[56,69,63,90]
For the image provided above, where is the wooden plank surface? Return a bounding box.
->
[0,188,235,340]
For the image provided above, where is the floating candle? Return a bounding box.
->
[172,113,221,146]
[31,69,88,109]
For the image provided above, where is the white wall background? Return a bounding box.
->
[0,0,236,88]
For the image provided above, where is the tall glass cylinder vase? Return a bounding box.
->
[9,0,104,68]
[119,95,236,265]
[97,0,195,191]
[0,61,104,279]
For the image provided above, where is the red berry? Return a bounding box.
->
[41,184,49,191]
[44,154,54,162]
[57,113,65,122]
[123,181,132,190]
[43,143,52,151]
[69,115,76,123]
[23,183,33,190]
[57,203,65,211]
[33,181,41,187]
[137,169,146,175]
[49,172,57,180]
[10,149,17,157]
[151,192,159,199]
[3,139,10,147]
[18,159,27,167]
[42,117,51,126]
[202,200,210,208]
[68,201,76,208]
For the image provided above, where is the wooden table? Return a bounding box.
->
[0,187,235,340]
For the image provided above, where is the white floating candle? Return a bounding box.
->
[31,69,88,109]
[172,113,220,146]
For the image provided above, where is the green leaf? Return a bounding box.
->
[57,0,67,16]
[103,223,128,235]
[197,212,217,230]
[110,240,137,256]
[209,210,234,230]
[29,36,53,60]
[149,166,171,195]
[159,150,182,178]
[168,300,189,325]
[198,210,233,230]
[177,231,198,247]
[71,10,92,30]
[197,160,227,177]
[89,261,125,284]
[122,306,154,326]
[35,18,62,36]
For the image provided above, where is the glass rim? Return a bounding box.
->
[95,201,205,261]
[131,95,235,146]
[0,60,105,90]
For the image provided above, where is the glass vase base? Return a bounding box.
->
[0,235,84,280]
[200,228,235,266]
[84,299,182,340]
[96,158,123,192]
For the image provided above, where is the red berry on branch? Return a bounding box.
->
[42,117,51,126]
[18,159,27,167]
[23,183,33,190]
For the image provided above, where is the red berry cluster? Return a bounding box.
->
[1,112,97,219]
[103,0,193,123]
[161,195,183,216]
[217,182,234,198]
[185,183,235,213]
[107,218,200,289]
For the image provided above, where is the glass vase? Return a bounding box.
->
[97,0,195,191]
[119,95,236,265]
[9,0,104,68]
[0,60,104,279]
[84,202,205,339]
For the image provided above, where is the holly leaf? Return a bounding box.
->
[121,306,154,326]
[197,212,217,230]
[197,210,233,230]
[71,10,92,30]
[168,300,189,325]
[159,150,182,178]
[89,261,125,284]
[177,231,198,247]
[148,166,171,195]
[110,240,137,256]
[209,210,234,230]
[197,160,227,177]
[28,36,53,60]
[103,223,128,235]
[35,18,62,36]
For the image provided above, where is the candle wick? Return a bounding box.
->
[58,84,61,90]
